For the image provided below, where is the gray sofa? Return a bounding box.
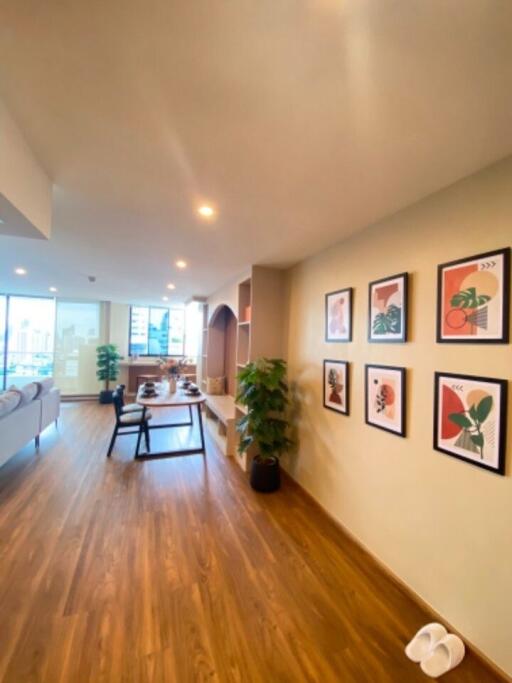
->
[0,379,60,469]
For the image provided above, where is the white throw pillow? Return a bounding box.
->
[0,390,22,418]
[35,377,54,398]
[9,382,39,406]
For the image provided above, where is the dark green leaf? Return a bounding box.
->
[448,412,472,429]
[476,396,493,424]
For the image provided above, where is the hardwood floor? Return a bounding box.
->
[0,402,504,683]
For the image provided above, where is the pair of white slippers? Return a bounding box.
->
[405,623,465,678]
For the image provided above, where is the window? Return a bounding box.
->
[53,300,104,395]
[129,306,184,356]
[5,296,55,387]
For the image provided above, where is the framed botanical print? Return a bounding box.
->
[323,360,349,415]
[368,273,408,343]
[434,372,507,475]
[436,247,510,343]
[325,287,352,342]
[365,364,406,437]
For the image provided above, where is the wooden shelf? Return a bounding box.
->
[235,403,248,415]
[238,321,251,327]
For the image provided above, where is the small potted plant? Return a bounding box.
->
[236,357,292,492]
[96,344,122,404]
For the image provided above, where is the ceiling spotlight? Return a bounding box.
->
[167,283,176,290]
[14,267,27,275]
[49,287,58,293]
[198,205,215,218]
[162,296,169,301]
[175,259,187,269]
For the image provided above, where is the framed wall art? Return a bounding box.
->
[323,360,349,415]
[368,273,408,343]
[365,364,406,436]
[325,287,352,342]
[434,372,507,475]
[436,247,510,343]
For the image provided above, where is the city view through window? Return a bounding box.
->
[129,306,185,356]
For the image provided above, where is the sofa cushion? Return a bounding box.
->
[9,382,39,406]
[35,377,55,398]
[0,390,21,418]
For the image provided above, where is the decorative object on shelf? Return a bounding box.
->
[206,376,225,395]
[436,247,510,343]
[96,344,122,404]
[433,372,507,474]
[365,364,406,437]
[368,272,408,343]
[325,287,352,342]
[236,358,292,492]
[323,360,349,415]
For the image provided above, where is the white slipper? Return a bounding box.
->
[420,634,465,678]
[405,623,447,663]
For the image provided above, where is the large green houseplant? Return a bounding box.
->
[96,344,122,404]
[236,357,292,492]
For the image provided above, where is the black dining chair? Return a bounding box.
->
[115,384,144,414]
[107,389,152,458]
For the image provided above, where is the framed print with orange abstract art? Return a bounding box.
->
[323,360,349,415]
[365,364,406,437]
[325,287,352,342]
[434,372,507,475]
[436,248,510,343]
[368,273,408,343]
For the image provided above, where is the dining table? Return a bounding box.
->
[135,382,206,459]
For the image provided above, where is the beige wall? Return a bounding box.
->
[0,98,52,239]
[284,157,512,676]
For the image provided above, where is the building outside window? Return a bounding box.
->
[129,305,185,356]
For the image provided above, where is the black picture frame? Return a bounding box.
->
[325,287,353,343]
[368,272,408,343]
[365,364,406,437]
[436,247,510,344]
[433,371,508,475]
[323,360,350,415]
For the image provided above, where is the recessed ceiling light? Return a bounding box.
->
[167,283,176,290]
[175,259,187,269]
[162,296,169,301]
[198,205,215,218]
[14,267,27,275]
[49,287,58,293]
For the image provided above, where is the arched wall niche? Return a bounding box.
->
[206,304,238,396]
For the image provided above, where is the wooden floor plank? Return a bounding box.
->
[0,401,504,683]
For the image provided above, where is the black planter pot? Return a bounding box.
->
[99,389,114,404]
[250,456,281,493]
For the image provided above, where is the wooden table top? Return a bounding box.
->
[136,388,205,408]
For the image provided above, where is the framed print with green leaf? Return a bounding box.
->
[368,273,408,343]
[434,372,507,475]
[323,360,349,415]
[436,247,510,343]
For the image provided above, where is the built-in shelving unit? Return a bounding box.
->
[201,267,285,470]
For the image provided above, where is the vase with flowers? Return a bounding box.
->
[158,357,187,394]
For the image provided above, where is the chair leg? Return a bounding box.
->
[135,422,143,458]
[144,421,150,452]
[35,434,40,451]
[107,426,118,457]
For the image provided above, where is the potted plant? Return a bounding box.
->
[236,357,292,492]
[96,344,122,404]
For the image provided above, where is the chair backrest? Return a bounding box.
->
[111,390,124,419]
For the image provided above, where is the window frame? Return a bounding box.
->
[0,293,56,390]
[128,305,185,357]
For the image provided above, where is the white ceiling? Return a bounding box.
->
[1,0,512,304]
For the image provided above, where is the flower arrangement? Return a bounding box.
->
[158,357,188,377]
